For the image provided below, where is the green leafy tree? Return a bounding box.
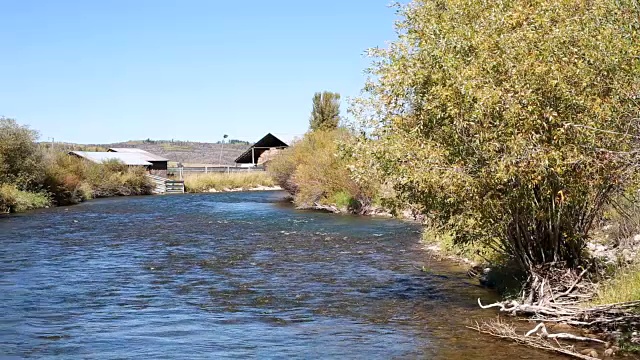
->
[0,117,43,189]
[309,91,341,131]
[350,0,640,272]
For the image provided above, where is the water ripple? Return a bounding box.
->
[0,192,562,359]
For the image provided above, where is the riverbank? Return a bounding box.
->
[0,118,154,214]
[296,197,640,358]
[1,171,281,215]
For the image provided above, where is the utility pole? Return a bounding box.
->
[218,134,228,166]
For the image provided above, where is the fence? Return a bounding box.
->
[168,165,265,179]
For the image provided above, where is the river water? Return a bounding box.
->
[0,191,564,359]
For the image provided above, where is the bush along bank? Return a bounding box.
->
[0,117,153,214]
[341,0,640,357]
[267,128,381,215]
[266,2,640,358]
[268,124,640,346]
[0,183,51,213]
[42,152,153,206]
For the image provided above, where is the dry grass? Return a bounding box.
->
[592,195,640,307]
[183,172,276,193]
[594,264,640,306]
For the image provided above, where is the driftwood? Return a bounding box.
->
[477,297,640,331]
[524,323,605,344]
[476,265,640,331]
[472,265,640,357]
[469,320,603,360]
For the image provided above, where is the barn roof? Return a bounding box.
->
[234,133,289,164]
[69,151,153,166]
[107,148,169,161]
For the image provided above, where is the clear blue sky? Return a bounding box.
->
[0,1,400,144]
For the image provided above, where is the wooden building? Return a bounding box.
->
[234,133,289,166]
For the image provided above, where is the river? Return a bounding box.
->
[0,191,563,359]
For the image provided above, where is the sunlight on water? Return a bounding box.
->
[0,192,562,359]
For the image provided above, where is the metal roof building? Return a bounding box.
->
[69,151,153,166]
[107,148,169,162]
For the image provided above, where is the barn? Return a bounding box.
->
[234,133,289,166]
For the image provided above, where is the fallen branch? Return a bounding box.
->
[473,265,640,357]
[524,323,606,344]
[469,319,600,360]
[551,268,589,301]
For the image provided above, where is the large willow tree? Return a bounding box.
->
[350,0,640,271]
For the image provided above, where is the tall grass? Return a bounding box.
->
[0,184,50,213]
[183,172,276,193]
[593,264,640,306]
[591,195,640,306]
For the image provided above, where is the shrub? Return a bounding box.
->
[102,159,129,173]
[422,228,498,266]
[42,152,89,205]
[600,192,640,249]
[327,190,358,210]
[350,0,640,272]
[268,129,376,210]
[0,184,50,213]
[0,118,154,211]
[43,152,153,204]
[89,166,152,198]
[0,117,43,190]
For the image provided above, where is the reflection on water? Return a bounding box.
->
[0,192,561,359]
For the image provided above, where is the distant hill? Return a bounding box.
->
[71,139,252,166]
